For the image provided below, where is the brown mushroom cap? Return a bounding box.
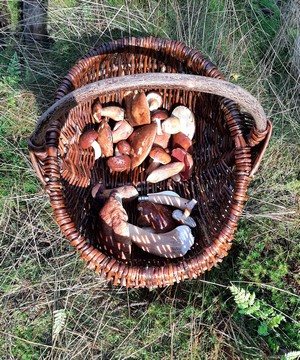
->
[137,201,176,233]
[116,140,131,155]
[112,120,133,143]
[153,132,171,149]
[97,121,113,157]
[129,123,157,169]
[172,132,193,153]
[149,147,171,164]
[151,109,169,123]
[107,155,131,172]
[124,91,151,127]
[79,129,98,149]
[99,192,131,260]
[171,148,194,181]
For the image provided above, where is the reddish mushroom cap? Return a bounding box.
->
[149,147,171,164]
[172,132,193,153]
[116,140,131,155]
[79,129,98,149]
[107,155,131,172]
[129,123,157,169]
[171,148,194,181]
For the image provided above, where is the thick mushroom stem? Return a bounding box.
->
[138,193,197,211]
[91,141,102,160]
[146,162,184,183]
[128,224,194,258]
[92,184,138,201]
[184,199,198,217]
[172,209,196,228]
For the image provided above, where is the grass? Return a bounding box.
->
[0,0,299,358]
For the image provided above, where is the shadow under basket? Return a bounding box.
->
[28,37,272,288]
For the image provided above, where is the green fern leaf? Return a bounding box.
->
[280,351,300,360]
[258,321,269,336]
[53,309,67,340]
[266,314,285,330]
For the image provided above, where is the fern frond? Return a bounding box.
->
[229,285,256,310]
[53,309,67,341]
[280,351,300,360]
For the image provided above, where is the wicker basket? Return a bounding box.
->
[28,37,272,288]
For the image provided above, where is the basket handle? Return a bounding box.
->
[29,73,268,149]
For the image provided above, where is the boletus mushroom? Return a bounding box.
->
[171,106,195,139]
[112,121,134,143]
[129,123,157,169]
[107,155,131,173]
[137,201,176,233]
[93,99,125,122]
[171,148,194,181]
[124,91,151,127]
[146,162,185,183]
[97,120,113,157]
[99,191,131,260]
[146,147,172,175]
[151,109,169,135]
[146,91,163,111]
[92,184,138,201]
[79,129,101,160]
[129,224,194,258]
[172,132,193,153]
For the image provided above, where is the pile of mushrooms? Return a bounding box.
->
[79,90,195,183]
[92,185,197,260]
[79,90,198,259]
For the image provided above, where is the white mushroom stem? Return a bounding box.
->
[128,224,194,258]
[138,193,197,211]
[146,162,184,183]
[154,119,163,135]
[172,209,196,228]
[183,199,198,217]
[92,140,102,160]
[100,106,125,121]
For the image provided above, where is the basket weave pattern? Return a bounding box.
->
[29,37,271,288]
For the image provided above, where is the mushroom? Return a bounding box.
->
[92,184,138,201]
[112,120,133,143]
[138,192,197,212]
[146,91,163,111]
[100,191,194,259]
[124,91,151,127]
[115,140,131,156]
[129,123,157,169]
[161,115,181,135]
[79,129,101,160]
[129,224,194,258]
[107,155,131,172]
[171,148,194,181]
[171,106,196,139]
[172,132,193,153]
[146,147,172,175]
[153,131,171,149]
[146,162,185,183]
[93,99,125,122]
[97,120,114,157]
[172,209,196,228]
[151,109,169,135]
[99,191,131,260]
[137,201,176,233]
